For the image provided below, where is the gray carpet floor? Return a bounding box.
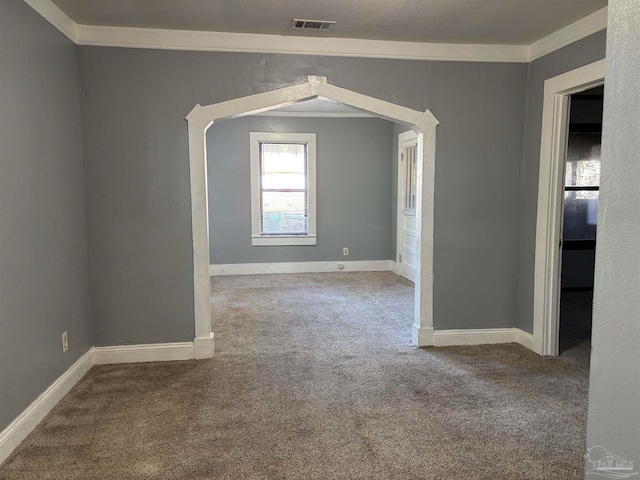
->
[0,272,590,479]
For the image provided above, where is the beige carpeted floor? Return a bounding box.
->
[0,272,590,479]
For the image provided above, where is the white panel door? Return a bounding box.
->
[397,132,418,282]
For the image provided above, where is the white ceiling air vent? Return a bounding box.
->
[292,19,336,31]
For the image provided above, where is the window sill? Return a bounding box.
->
[251,235,317,246]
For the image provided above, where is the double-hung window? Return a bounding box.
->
[250,132,317,246]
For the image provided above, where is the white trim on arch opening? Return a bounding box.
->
[532,59,605,356]
[186,75,439,350]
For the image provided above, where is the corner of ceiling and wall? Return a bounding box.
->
[23,0,607,64]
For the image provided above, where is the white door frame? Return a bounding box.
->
[186,76,439,356]
[396,130,420,281]
[532,60,605,356]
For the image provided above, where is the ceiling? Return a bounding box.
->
[51,0,607,45]
[259,98,373,117]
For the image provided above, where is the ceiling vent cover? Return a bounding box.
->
[292,19,336,30]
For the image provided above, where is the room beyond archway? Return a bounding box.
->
[186,76,439,357]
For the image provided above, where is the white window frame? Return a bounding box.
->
[249,132,317,246]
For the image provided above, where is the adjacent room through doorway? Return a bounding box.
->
[206,97,422,347]
[559,85,604,353]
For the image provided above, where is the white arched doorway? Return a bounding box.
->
[186,76,439,358]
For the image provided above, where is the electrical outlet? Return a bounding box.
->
[343,247,349,256]
[337,264,345,270]
[62,331,68,353]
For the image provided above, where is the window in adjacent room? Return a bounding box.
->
[563,132,601,242]
[249,132,317,246]
[404,143,418,213]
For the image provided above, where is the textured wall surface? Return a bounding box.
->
[586,0,640,471]
[78,47,527,341]
[208,116,395,264]
[517,31,607,333]
[0,1,92,430]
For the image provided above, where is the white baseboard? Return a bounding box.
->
[0,324,534,467]
[209,260,394,276]
[0,336,216,466]
[0,333,215,464]
[194,333,216,360]
[431,327,535,351]
[93,338,214,365]
[516,329,535,351]
[0,348,93,465]
[412,325,434,346]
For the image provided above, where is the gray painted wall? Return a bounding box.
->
[0,1,92,430]
[430,62,527,330]
[586,0,640,470]
[0,1,618,442]
[208,116,395,264]
[517,31,607,333]
[77,47,527,343]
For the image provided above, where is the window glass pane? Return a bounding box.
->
[261,143,306,190]
[563,191,598,240]
[565,133,601,187]
[404,145,417,211]
[261,191,308,234]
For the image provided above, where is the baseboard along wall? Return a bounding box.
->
[430,328,535,348]
[209,260,395,276]
[0,285,536,469]
[0,337,214,466]
[0,349,93,465]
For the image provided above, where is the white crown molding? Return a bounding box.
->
[75,25,530,63]
[209,260,394,276]
[528,7,608,61]
[23,0,607,63]
[22,0,77,42]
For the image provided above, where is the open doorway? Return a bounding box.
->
[532,60,605,356]
[186,76,439,353]
[205,97,424,348]
[558,86,603,353]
